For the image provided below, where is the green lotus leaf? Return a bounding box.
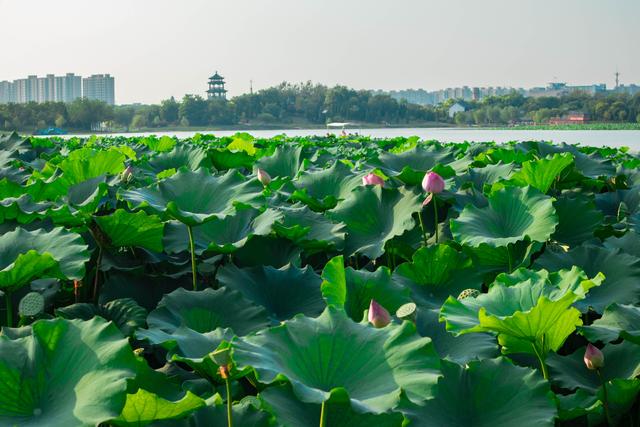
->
[137,326,234,369]
[120,168,264,226]
[534,243,640,312]
[595,187,640,218]
[328,186,422,259]
[140,135,177,153]
[174,396,272,427]
[95,209,165,252]
[580,303,640,345]
[58,147,126,185]
[377,144,456,185]
[290,161,361,211]
[536,143,615,178]
[56,298,148,337]
[450,186,558,248]
[260,383,404,427]
[0,194,53,224]
[393,244,483,309]
[217,263,325,321]
[462,240,544,275]
[99,273,187,312]
[415,308,499,364]
[0,227,89,291]
[145,144,209,175]
[466,163,515,192]
[146,287,271,336]
[440,267,603,357]
[0,317,138,427]
[399,358,557,427]
[113,388,205,426]
[510,153,574,193]
[255,145,302,179]
[320,255,411,321]
[232,306,441,412]
[231,235,302,268]
[273,203,346,252]
[547,341,640,393]
[552,195,603,247]
[163,207,282,255]
[603,232,640,258]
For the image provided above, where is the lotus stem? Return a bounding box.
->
[4,290,12,328]
[225,377,233,427]
[597,369,612,426]
[319,400,326,427]
[187,225,197,291]
[532,342,549,380]
[417,211,428,246]
[93,246,103,303]
[506,245,513,273]
[433,196,439,243]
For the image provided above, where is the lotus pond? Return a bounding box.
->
[0,131,639,426]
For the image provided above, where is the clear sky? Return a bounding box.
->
[1,0,638,104]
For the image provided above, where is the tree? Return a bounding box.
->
[179,95,208,126]
[160,97,179,124]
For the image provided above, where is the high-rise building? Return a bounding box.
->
[0,81,12,103]
[82,74,115,105]
[55,73,82,102]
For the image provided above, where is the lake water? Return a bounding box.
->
[71,128,640,149]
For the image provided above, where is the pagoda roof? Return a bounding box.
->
[209,72,224,80]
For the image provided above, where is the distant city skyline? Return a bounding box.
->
[0,73,115,105]
[1,0,638,104]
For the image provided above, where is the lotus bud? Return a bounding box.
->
[368,299,391,328]
[422,171,445,194]
[583,343,604,370]
[121,165,134,182]
[257,168,271,186]
[362,173,384,187]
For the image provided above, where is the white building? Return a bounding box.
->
[0,81,12,103]
[448,102,466,118]
[55,73,82,103]
[82,74,115,105]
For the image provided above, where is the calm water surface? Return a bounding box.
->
[69,128,640,149]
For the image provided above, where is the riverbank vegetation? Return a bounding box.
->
[1,82,639,132]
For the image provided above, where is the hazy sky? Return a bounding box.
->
[1,0,638,104]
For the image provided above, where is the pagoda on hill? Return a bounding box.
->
[207,71,227,100]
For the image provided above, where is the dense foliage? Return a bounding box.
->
[0,131,639,426]
[3,82,640,132]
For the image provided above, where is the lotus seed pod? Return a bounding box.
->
[457,289,481,300]
[257,168,272,186]
[422,171,445,194]
[368,299,391,328]
[362,173,384,187]
[583,343,605,370]
[18,292,45,317]
[396,302,417,321]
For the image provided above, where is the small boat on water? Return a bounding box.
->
[34,127,67,136]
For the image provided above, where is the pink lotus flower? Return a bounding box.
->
[584,343,604,370]
[422,171,445,194]
[362,173,384,187]
[257,168,271,186]
[121,165,134,182]
[368,299,391,328]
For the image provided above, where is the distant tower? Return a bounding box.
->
[207,71,227,100]
[615,70,620,89]
[250,79,253,95]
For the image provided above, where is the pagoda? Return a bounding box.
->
[207,71,227,100]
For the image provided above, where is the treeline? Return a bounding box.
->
[451,92,640,125]
[2,83,640,132]
[0,82,442,131]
